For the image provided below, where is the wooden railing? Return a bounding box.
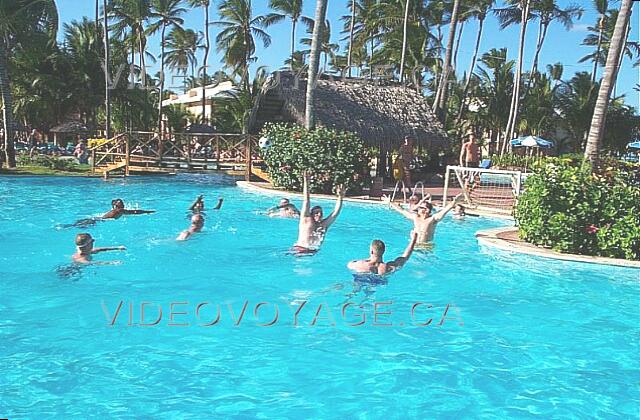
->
[91,132,260,180]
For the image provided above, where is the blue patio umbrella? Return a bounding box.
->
[627,141,640,150]
[510,135,554,148]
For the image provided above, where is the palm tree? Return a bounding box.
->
[166,28,201,78]
[214,0,271,91]
[456,0,494,123]
[399,0,411,83]
[264,0,310,71]
[340,0,381,79]
[188,0,210,123]
[305,0,328,129]
[529,0,583,80]
[584,0,633,166]
[301,19,339,72]
[149,0,187,133]
[0,0,58,167]
[433,0,461,123]
[586,0,608,83]
[110,0,153,85]
[103,0,111,138]
[497,0,532,143]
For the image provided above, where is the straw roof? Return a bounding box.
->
[50,120,89,133]
[249,71,448,149]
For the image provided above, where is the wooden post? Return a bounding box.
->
[125,134,130,176]
[245,135,252,182]
[91,149,96,174]
[216,136,220,168]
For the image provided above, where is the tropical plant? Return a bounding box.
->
[149,0,187,133]
[165,27,201,78]
[0,0,58,167]
[260,122,370,193]
[187,0,211,122]
[264,0,311,71]
[585,0,634,166]
[215,0,271,91]
[433,0,461,123]
[301,19,339,72]
[305,0,328,130]
[516,158,640,260]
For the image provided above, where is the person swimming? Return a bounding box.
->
[392,194,463,245]
[267,198,300,218]
[347,231,418,275]
[291,171,345,255]
[189,195,223,213]
[72,233,126,264]
[61,198,156,228]
[102,198,155,219]
[452,204,466,220]
[177,214,204,241]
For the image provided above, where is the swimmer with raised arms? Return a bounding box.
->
[392,194,464,245]
[292,171,345,254]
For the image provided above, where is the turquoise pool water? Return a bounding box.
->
[0,175,638,418]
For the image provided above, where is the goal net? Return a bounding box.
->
[442,165,528,216]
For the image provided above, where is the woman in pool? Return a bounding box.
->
[72,233,126,264]
[267,198,300,218]
[348,231,418,275]
[292,172,345,255]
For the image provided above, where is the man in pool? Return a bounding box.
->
[267,198,300,218]
[72,233,126,264]
[102,198,155,219]
[392,194,464,245]
[292,172,345,254]
[177,214,204,241]
[189,195,223,213]
[348,231,418,275]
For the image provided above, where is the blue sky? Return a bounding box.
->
[56,0,639,107]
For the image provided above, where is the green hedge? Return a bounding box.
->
[259,123,370,193]
[515,159,640,260]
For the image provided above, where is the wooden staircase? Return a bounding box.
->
[250,166,272,183]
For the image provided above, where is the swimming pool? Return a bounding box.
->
[1,174,638,417]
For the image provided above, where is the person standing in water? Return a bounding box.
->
[177,214,205,241]
[267,198,300,218]
[292,172,345,254]
[392,194,464,245]
[348,231,418,275]
[189,195,223,213]
[72,233,126,264]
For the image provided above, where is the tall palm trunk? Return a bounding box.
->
[530,19,549,79]
[95,0,100,41]
[505,0,530,144]
[453,20,465,72]
[399,0,411,83]
[0,42,15,167]
[305,0,328,129]
[158,23,167,135]
[104,0,111,139]
[613,18,630,97]
[591,13,605,83]
[347,0,356,77]
[433,0,461,123]
[202,1,210,123]
[291,18,297,71]
[456,16,485,123]
[585,0,633,166]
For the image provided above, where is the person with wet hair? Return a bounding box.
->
[101,198,155,220]
[72,233,126,264]
[267,198,300,218]
[292,171,345,255]
[347,231,418,275]
[392,194,464,245]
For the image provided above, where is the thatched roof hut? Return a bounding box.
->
[50,120,90,145]
[249,71,448,150]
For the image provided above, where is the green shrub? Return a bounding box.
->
[515,160,640,260]
[259,123,370,193]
